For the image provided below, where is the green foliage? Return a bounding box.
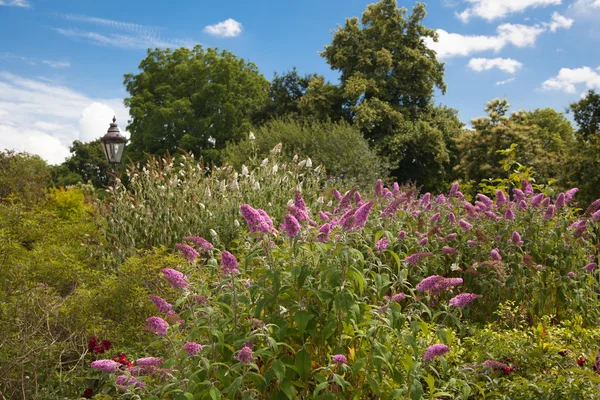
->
[321,0,445,124]
[569,89,600,138]
[564,134,600,207]
[455,99,575,193]
[0,150,50,205]
[124,46,269,164]
[225,118,388,187]
[84,178,600,399]
[51,139,112,188]
[101,150,325,262]
[0,187,105,399]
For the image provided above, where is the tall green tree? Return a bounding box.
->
[455,99,575,189]
[319,0,456,191]
[253,68,347,124]
[124,46,269,164]
[51,139,111,188]
[321,0,445,139]
[569,90,600,139]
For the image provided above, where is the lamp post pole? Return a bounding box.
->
[100,116,127,187]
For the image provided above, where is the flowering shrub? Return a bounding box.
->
[101,150,325,262]
[87,180,600,398]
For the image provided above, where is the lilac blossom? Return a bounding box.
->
[149,295,172,314]
[541,197,551,207]
[477,194,494,208]
[376,237,388,253]
[391,293,406,302]
[161,268,188,289]
[175,243,199,262]
[392,182,400,195]
[490,248,502,261]
[430,213,441,222]
[423,344,449,361]
[91,359,120,373]
[583,262,597,273]
[316,223,332,242]
[136,357,165,367]
[375,179,384,197]
[556,193,566,208]
[518,200,528,211]
[436,194,446,204]
[495,190,507,206]
[467,240,478,246]
[405,252,433,266]
[565,188,579,202]
[318,211,330,221]
[333,189,342,200]
[335,188,356,213]
[332,354,348,365]
[512,189,525,202]
[353,191,364,205]
[442,246,458,255]
[339,208,357,230]
[448,212,456,224]
[418,237,429,246]
[398,230,407,240]
[449,293,482,309]
[511,231,524,246]
[182,342,203,356]
[544,205,556,220]
[220,250,239,274]
[237,346,254,364]
[531,193,544,207]
[586,198,600,215]
[281,214,301,237]
[459,219,472,232]
[504,207,515,221]
[568,271,576,278]
[146,317,168,335]
[449,182,459,197]
[523,181,534,195]
[353,201,374,229]
[445,233,457,241]
[381,198,403,217]
[294,191,307,212]
[416,275,462,294]
[115,375,145,389]
[483,360,510,371]
[183,236,213,252]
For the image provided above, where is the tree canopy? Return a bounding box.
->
[124,46,269,164]
[569,89,600,139]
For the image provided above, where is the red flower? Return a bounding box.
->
[101,340,112,350]
[87,336,98,352]
[112,353,133,368]
[578,356,587,366]
[82,388,93,398]
[504,367,512,375]
[93,345,105,354]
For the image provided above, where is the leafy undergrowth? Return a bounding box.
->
[83,180,600,399]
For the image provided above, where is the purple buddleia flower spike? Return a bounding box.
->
[423,344,449,361]
[353,201,374,229]
[449,293,482,309]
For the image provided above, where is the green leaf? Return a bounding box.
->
[272,359,286,382]
[294,310,312,335]
[410,380,423,400]
[295,349,311,380]
[280,378,296,400]
[209,387,221,400]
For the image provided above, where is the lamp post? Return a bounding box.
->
[100,116,127,186]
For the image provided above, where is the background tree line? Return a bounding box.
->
[47,0,600,205]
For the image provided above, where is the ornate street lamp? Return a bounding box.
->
[100,116,127,185]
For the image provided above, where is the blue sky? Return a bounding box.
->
[1,0,599,164]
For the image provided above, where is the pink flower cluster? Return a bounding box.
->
[423,344,449,361]
[416,275,463,295]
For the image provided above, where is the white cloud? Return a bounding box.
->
[203,18,243,38]
[0,0,30,7]
[571,0,600,11]
[547,12,574,32]
[496,77,517,85]
[541,66,600,94]
[457,0,562,22]
[52,28,192,50]
[42,60,70,69]
[426,14,571,59]
[52,13,194,49]
[0,72,129,165]
[468,57,523,73]
[61,13,158,35]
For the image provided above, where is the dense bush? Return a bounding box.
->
[0,150,50,205]
[0,187,106,398]
[86,178,600,399]
[101,150,326,262]
[225,119,388,188]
